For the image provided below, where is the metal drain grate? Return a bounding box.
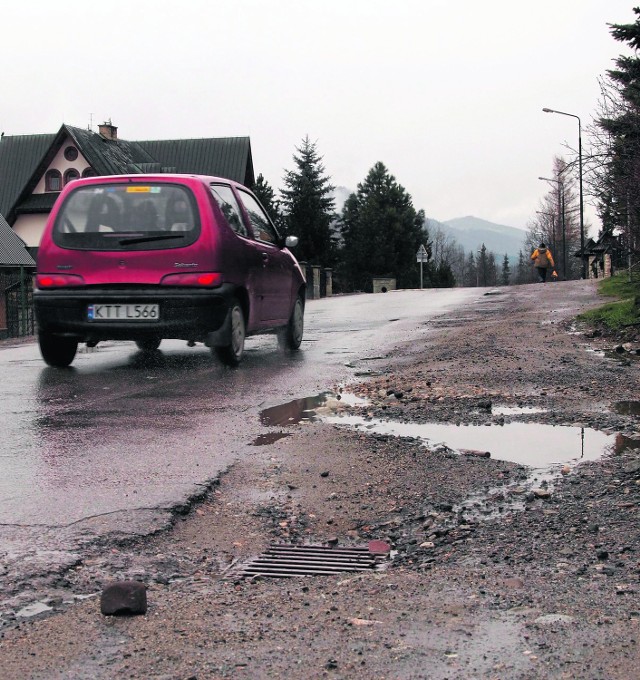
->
[229,544,389,579]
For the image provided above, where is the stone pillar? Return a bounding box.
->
[311,265,321,299]
[324,268,333,297]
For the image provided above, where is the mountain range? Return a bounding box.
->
[331,187,528,259]
[426,216,528,258]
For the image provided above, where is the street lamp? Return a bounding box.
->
[542,107,585,278]
[538,176,566,279]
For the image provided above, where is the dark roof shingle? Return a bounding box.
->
[137,137,254,185]
[0,212,36,267]
[0,133,55,217]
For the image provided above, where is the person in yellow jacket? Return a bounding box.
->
[531,242,555,283]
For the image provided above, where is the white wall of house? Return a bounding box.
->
[15,135,91,246]
[13,214,47,247]
[33,135,91,193]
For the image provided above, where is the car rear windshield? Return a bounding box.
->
[52,183,200,251]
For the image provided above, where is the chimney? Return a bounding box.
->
[98,120,118,140]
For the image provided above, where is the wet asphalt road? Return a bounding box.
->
[0,289,479,569]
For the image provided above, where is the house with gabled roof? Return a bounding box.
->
[0,211,36,338]
[0,121,254,251]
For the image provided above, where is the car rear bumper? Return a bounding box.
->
[34,285,236,341]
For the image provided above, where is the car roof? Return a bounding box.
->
[70,173,247,190]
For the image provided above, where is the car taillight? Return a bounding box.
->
[36,274,85,288]
[160,272,223,287]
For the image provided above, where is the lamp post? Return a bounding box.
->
[542,107,585,278]
[538,176,566,279]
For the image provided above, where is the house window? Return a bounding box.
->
[64,146,79,161]
[45,170,62,192]
[64,168,80,185]
[82,168,97,178]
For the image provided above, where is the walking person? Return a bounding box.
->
[530,242,555,283]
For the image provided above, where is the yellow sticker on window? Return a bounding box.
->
[126,186,151,193]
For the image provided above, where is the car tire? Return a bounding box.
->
[277,295,304,351]
[38,332,78,368]
[135,338,162,352]
[215,299,246,366]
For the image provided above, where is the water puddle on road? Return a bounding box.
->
[259,392,367,427]
[322,415,624,468]
[613,400,640,417]
[251,433,292,446]
[492,405,547,416]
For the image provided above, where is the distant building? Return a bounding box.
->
[0,121,254,251]
[577,233,626,280]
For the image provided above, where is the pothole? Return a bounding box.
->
[323,415,619,468]
[251,433,292,446]
[613,400,640,416]
[259,392,366,427]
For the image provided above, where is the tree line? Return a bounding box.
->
[252,136,527,292]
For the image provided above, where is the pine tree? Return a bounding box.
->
[252,173,281,227]
[280,136,336,265]
[594,9,640,255]
[464,252,477,287]
[501,253,511,285]
[339,162,427,291]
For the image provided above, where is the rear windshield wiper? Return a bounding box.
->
[118,234,186,246]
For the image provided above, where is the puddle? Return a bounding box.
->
[251,433,292,446]
[492,405,547,416]
[603,349,639,363]
[323,414,618,468]
[260,392,367,427]
[613,401,640,417]
[16,602,53,618]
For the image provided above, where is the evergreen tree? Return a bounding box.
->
[594,9,640,256]
[464,252,477,287]
[477,244,489,286]
[280,136,336,265]
[501,253,511,285]
[339,162,427,291]
[515,250,528,284]
[434,261,456,288]
[486,251,498,286]
[252,174,282,229]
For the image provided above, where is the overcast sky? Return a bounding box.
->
[1,1,635,234]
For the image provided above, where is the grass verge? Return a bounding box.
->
[578,271,640,331]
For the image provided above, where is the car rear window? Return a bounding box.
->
[52,183,200,251]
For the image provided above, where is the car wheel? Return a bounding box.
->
[135,338,162,352]
[38,332,78,367]
[215,299,246,366]
[277,296,304,350]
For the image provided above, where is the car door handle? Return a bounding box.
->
[261,253,269,265]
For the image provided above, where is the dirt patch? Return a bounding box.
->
[1,281,639,679]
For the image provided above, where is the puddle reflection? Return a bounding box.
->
[492,405,547,416]
[323,415,617,468]
[613,401,640,417]
[260,392,366,427]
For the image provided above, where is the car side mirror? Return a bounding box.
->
[285,235,299,248]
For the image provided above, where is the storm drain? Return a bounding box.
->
[228,543,389,579]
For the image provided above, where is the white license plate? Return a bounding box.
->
[87,304,160,322]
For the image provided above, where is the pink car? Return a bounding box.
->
[34,174,306,366]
